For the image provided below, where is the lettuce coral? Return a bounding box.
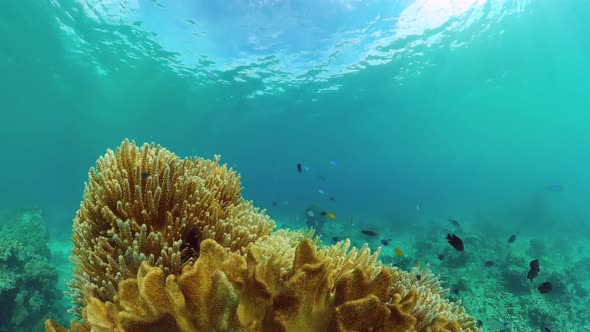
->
[47,139,479,332]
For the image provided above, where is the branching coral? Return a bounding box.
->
[47,139,479,332]
[67,139,275,317]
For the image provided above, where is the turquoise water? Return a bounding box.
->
[1,0,590,331]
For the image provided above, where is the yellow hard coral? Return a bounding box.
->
[68,139,274,317]
[47,140,480,332]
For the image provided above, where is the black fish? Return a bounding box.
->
[361,230,377,236]
[272,201,277,207]
[544,327,551,332]
[380,239,390,246]
[527,259,540,284]
[416,274,421,281]
[329,196,335,201]
[508,234,516,243]
[446,234,464,251]
[141,171,150,179]
[448,218,460,228]
[321,211,327,216]
[485,260,495,267]
[538,282,552,294]
[332,236,339,243]
[476,320,483,328]
[437,253,445,261]
[296,163,302,174]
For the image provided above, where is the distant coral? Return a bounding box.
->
[46,139,479,331]
[0,209,63,331]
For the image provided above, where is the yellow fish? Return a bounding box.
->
[394,248,403,257]
[322,211,336,219]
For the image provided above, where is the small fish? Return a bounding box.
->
[380,239,391,246]
[538,282,552,294]
[448,218,460,228]
[329,160,337,166]
[507,234,516,243]
[329,196,335,201]
[303,166,311,172]
[544,327,551,332]
[141,171,150,179]
[476,320,483,328]
[297,163,302,174]
[527,259,540,284]
[415,204,420,212]
[332,236,339,242]
[485,260,495,267]
[394,248,403,257]
[318,189,325,195]
[446,234,464,251]
[544,184,564,192]
[206,72,216,80]
[416,274,421,281]
[306,210,315,218]
[361,230,377,236]
[437,253,445,261]
[319,175,326,181]
[272,201,277,207]
[321,212,335,219]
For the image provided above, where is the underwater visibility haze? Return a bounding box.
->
[1,0,590,331]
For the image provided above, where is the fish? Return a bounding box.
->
[380,239,391,246]
[332,236,339,243]
[544,327,551,332]
[318,189,325,195]
[485,260,495,267]
[306,210,315,218]
[394,248,403,257]
[329,196,335,201]
[527,259,540,284]
[141,172,150,179]
[329,160,337,166]
[416,274,421,281]
[507,234,516,243]
[487,320,509,331]
[538,282,552,294]
[296,163,302,174]
[448,218,460,228]
[415,204,420,212]
[326,212,335,219]
[544,184,564,192]
[446,234,464,251]
[437,253,445,261]
[476,320,483,328]
[319,175,326,181]
[272,201,277,207]
[361,230,377,236]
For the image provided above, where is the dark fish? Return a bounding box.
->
[332,236,339,243]
[527,259,540,283]
[485,260,495,267]
[448,218,460,228]
[544,184,564,192]
[297,163,302,174]
[437,253,445,261]
[538,282,552,294]
[321,211,327,216]
[319,175,326,181]
[508,234,516,243]
[272,201,277,207]
[329,196,335,201]
[446,234,464,251]
[380,239,390,246]
[544,327,551,332]
[416,274,421,281]
[361,230,377,236]
[476,320,483,328]
[141,171,150,179]
[206,72,216,80]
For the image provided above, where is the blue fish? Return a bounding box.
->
[544,184,564,192]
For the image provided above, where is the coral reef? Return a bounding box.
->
[46,139,478,331]
[0,209,64,331]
